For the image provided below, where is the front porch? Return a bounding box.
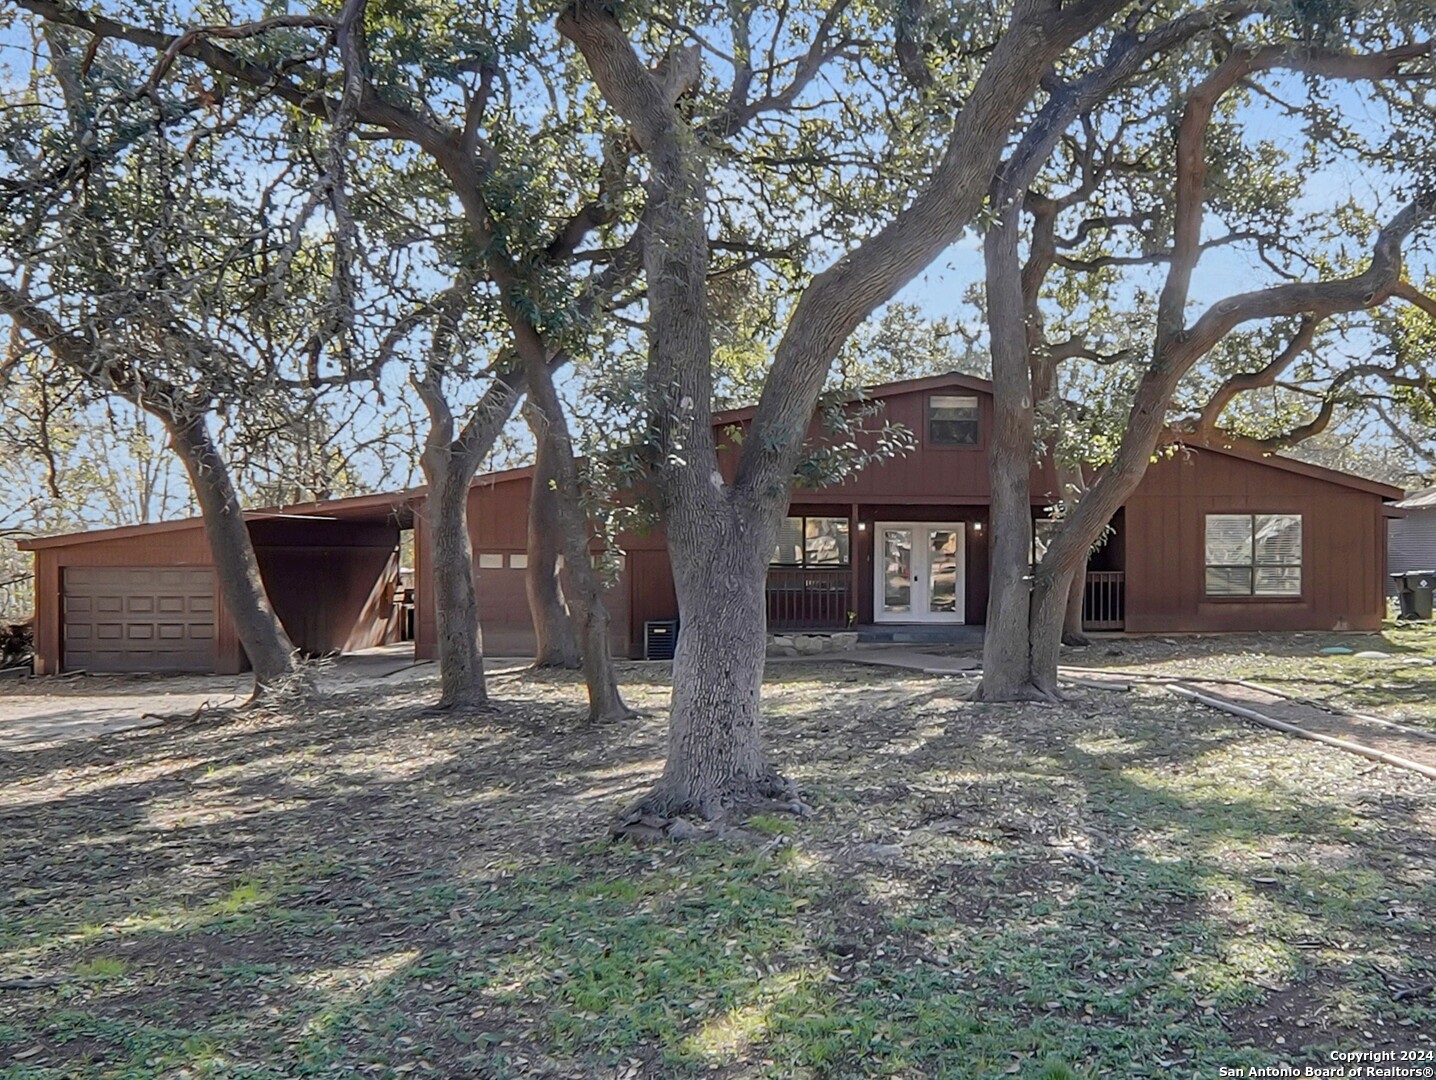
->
[765,539,1125,633]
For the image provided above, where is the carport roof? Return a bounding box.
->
[1396,485,1436,510]
[18,486,424,551]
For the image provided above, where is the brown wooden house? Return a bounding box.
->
[21,491,415,674]
[20,373,1404,673]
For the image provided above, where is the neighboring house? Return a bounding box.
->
[1388,485,1436,590]
[20,373,1404,673]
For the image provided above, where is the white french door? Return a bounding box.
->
[873,523,966,623]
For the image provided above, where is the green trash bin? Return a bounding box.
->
[1392,570,1436,620]
[1410,571,1436,620]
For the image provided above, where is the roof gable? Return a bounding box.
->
[19,373,1403,550]
[711,371,991,427]
[1165,435,1405,501]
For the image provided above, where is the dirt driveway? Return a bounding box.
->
[0,645,430,751]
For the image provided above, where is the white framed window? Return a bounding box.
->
[1205,514,1302,597]
[508,554,529,569]
[927,394,980,446]
[477,553,503,569]
[770,516,850,567]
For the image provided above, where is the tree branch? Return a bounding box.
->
[1194,315,1322,434]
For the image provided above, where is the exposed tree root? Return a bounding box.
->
[611,770,810,842]
[420,698,498,717]
[968,680,1064,704]
[246,658,322,709]
[589,705,641,726]
[529,658,582,671]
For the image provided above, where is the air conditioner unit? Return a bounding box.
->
[644,619,679,661]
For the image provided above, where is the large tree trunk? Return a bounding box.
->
[1056,461,1091,647]
[1028,563,1076,697]
[167,411,299,692]
[640,516,792,818]
[421,448,489,710]
[978,206,1100,698]
[523,362,634,724]
[977,209,1049,701]
[524,409,582,669]
[412,361,526,712]
[557,0,1128,821]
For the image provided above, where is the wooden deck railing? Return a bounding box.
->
[767,567,850,629]
[1083,570,1125,630]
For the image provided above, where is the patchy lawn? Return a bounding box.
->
[2,639,1434,1079]
[1074,621,1436,732]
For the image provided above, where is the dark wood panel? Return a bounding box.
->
[255,539,401,657]
[628,549,679,652]
[1124,449,1386,632]
[717,386,1062,504]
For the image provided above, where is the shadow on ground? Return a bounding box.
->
[1,652,1432,1078]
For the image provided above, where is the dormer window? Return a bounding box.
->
[928,394,980,446]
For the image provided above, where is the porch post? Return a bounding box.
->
[849,502,861,628]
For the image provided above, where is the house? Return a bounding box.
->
[20,491,415,674]
[20,374,1405,674]
[1389,486,1436,590]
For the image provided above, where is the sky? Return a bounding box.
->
[0,7,1432,534]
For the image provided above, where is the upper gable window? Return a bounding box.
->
[928,394,980,446]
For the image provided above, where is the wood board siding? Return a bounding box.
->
[28,376,1401,671]
[251,518,404,656]
[33,525,242,675]
[412,477,639,659]
[62,566,218,673]
[35,518,406,674]
[716,388,1061,504]
[1123,448,1386,632]
[255,546,402,656]
[627,549,679,655]
[1389,508,1436,590]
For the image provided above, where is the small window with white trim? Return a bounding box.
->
[927,394,980,446]
[771,516,850,566]
[1204,513,1302,597]
[477,553,503,569]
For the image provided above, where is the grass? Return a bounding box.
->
[1077,620,1436,730]
[1,633,1434,1078]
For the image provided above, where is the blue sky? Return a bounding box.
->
[0,11,1431,530]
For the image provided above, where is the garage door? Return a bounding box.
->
[63,567,217,673]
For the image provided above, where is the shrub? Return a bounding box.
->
[1,620,34,670]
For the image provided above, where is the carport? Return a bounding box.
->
[20,490,419,675]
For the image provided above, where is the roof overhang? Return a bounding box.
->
[1163,435,1406,502]
[1395,485,1436,510]
[712,370,992,427]
[18,487,424,551]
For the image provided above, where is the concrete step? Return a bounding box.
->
[856,624,983,645]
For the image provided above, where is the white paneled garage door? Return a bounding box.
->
[62,567,217,672]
